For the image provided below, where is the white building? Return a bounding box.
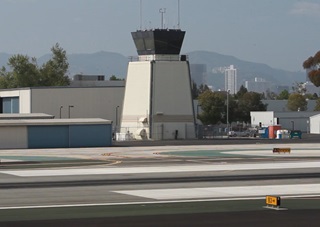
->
[245,77,271,94]
[225,65,237,94]
[310,114,320,134]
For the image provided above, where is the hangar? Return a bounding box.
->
[0,86,120,148]
[0,118,112,149]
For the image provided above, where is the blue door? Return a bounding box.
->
[28,126,69,148]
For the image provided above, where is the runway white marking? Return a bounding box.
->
[114,184,320,200]
[1,161,320,177]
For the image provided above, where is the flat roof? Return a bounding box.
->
[0,118,112,126]
[0,113,54,119]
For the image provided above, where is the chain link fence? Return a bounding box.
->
[114,124,197,141]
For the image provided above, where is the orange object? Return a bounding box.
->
[268,125,281,139]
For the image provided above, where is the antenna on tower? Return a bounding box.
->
[159,8,166,29]
[178,0,180,29]
[140,0,143,30]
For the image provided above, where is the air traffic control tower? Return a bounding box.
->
[120,29,196,140]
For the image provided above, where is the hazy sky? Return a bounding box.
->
[0,0,319,71]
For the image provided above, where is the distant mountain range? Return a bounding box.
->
[0,50,305,89]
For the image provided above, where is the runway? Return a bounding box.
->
[1,161,320,177]
[0,142,319,225]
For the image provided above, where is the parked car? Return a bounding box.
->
[228,130,250,137]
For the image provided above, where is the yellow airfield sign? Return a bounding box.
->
[266,195,281,206]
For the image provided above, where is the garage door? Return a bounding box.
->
[69,125,111,147]
[28,125,69,148]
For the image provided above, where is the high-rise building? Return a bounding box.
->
[190,64,207,86]
[225,65,237,94]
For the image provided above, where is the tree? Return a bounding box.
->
[303,50,320,87]
[198,84,210,94]
[235,85,247,99]
[0,66,16,88]
[314,98,320,111]
[198,90,225,125]
[265,89,277,100]
[39,43,70,86]
[277,89,289,100]
[198,89,266,125]
[0,43,69,88]
[292,82,306,95]
[305,93,318,100]
[191,81,210,99]
[109,75,124,81]
[236,92,267,122]
[7,55,40,87]
[287,93,307,111]
[191,81,198,99]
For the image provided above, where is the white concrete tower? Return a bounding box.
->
[120,29,196,140]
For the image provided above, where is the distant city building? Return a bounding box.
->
[245,77,271,94]
[190,64,207,86]
[274,85,290,94]
[225,65,237,94]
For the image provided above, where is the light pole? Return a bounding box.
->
[68,105,74,118]
[197,104,201,118]
[291,120,294,131]
[59,106,63,119]
[227,89,230,137]
[115,106,120,132]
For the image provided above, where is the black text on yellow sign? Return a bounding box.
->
[273,148,291,153]
[266,196,281,206]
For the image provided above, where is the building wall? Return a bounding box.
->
[0,89,31,113]
[19,89,31,113]
[121,60,196,140]
[28,124,112,148]
[251,111,275,127]
[152,61,195,139]
[0,126,28,149]
[30,87,124,121]
[310,114,320,134]
[276,111,320,133]
[0,119,112,149]
[120,62,151,136]
[251,111,320,133]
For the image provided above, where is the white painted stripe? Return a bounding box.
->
[1,161,320,177]
[0,195,317,211]
[114,184,320,200]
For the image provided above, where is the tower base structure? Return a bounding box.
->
[120,55,196,140]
